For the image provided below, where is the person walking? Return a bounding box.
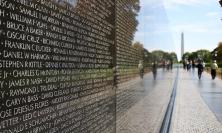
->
[170,60,173,70]
[211,60,218,80]
[187,60,191,71]
[196,60,204,79]
[192,60,196,71]
[138,60,144,79]
[203,61,206,70]
[183,60,186,70]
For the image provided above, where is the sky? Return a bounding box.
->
[134,0,222,59]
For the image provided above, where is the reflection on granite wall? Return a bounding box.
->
[0,0,116,132]
[0,0,146,132]
[116,0,143,126]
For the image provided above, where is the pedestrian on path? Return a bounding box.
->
[170,60,173,70]
[196,60,204,79]
[192,60,196,70]
[183,60,186,70]
[211,60,218,80]
[187,60,191,71]
[138,60,144,79]
[203,61,206,70]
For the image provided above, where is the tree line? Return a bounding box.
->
[132,41,178,67]
[182,42,222,67]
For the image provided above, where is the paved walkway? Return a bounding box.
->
[171,69,222,133]
[195,71,222,122]
[116,68,222,133]
[117,69,175,133]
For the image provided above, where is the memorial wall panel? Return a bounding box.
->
[0,0,116,133]
[116,0,143,123]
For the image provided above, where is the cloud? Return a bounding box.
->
[206,12,221,17]
[171,21,222,34]
[152,24,172,34]
[140,0,167,9]
[134,31,146,43]
[140,0,212,9]
[164,0,202,6]
[172,24,208,33]
[140,0,162,7]
[144,15,155,21]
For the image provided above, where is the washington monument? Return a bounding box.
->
[181,32,184,60]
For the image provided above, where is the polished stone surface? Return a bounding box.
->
[117,69,175,133]
[117,68,222,133]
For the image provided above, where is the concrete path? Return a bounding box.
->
[117,69,175,133]
[171,69,222,133]
[195,70,222,123]
[116,68,222,133]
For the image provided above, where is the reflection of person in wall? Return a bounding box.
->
[138,60,144,79]
[152,61,158,80]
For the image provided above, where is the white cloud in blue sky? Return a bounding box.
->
[134,0,222,59]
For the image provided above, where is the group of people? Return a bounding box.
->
[183,60,205,71]
[138,60,158,79]
[162,60,174,71]
[138,59,219,80]
[138,60,172,80]
[183,59,218,80]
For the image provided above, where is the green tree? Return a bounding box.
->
[196,50,211,63]
[216,42,222,62]
[170,52,178,63]
[151,50,178,63]
[132,41,144,50]
[182,52,191,60]
[182,50,211,63]
[151,50,165,62]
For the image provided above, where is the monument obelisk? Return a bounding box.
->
[181,32,184,60]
